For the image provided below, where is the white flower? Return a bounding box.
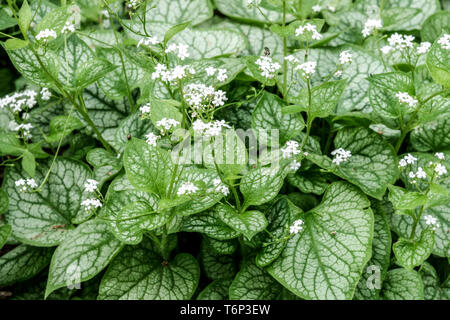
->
[416,167,427,179]
[255,56,281,79]
[137,36,160,47]
[127,0,140,9]
[281,140,301,159]
[327,5,336,12]
[435,152,445,160]
[145,132,159,146]
[184,83,228,111]
[362,19,382,38]
[193,119,230,138]
[424,215,440,230]
[205,67,216,76]
[331,148,352,165]
[295,23,322,40]
[398,159,407,167]
[36,29,57,42]
[312,5,321,12]
[84,179,99,193]
[295,61,317,78]
[213,178,230,196]
[16,178,37,192]
[417,42,431,54]
[61,21,76,34]
[40,88,51,101]
[437,34,450,50]
[289,219,304,234]
[156,118,180,131]
[435,163,447,176]
[81,198,103,211]
[289,160,301,171]
[396,92,418,108]
[334,70,343,77]
[152,63,168,80]
[284,55,299,64]
[404,153,417,165]
[166,43,190,60]
[177,181,199,196]
[216,68,228,82]
[387,33,414,50]
[1,89,38,112]
[339,50,352,64]
[139,103,151,116]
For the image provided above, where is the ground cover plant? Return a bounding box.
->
[0,0,449,301]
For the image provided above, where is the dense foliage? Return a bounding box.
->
[0,0,449,300]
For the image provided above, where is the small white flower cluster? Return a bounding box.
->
[177,181,198,196]
[255,56,281,79]
[289,219,304,234]
[327,5,336,12]
[126,0,141,9]
[84,179,99,193]
[396,92,418,108]
[339,51,352,64]
[435,152,445,160]
[0,89,38,112]
[281,140,301,159]
[165,43,190,60]
[289,160,301,171]
[312,5,321,12]
[137,36,160,47]
[362,19,382,38]
[40,88,51,101]
[152,63,195,83]
[9,121,33,138]
[192,119,231,138]
[295,61,317,78]
[212,178,230,196]
[81,198,102,212]
[156,118,180,132]
[424,215,440,231]
[398,153,417,167]
[184,83,228,111]
[205,67,228,82]
[284,55,299,64]
[145,132,160,146]
[331,148,352,165]
[295,23,322,40]
[61,20,76,34]
[36,29,57,42]
[408,167,427,183]
[15,178,38,192]
[435,163,447,177]
[417,42,432,54]
[437,34,450,50]
[139,103,151,118]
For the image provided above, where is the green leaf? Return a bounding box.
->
[0,8,17,31]
[180,210,240,240]
[21,150,35,177]
[396,192,429,210]
[86,148,122,186]
[287,170,328,195]
[57,35,116,92]
[426,33,450,88]
[0,133,23,156]
[303,80,348,119]
[381,7,421,31]
[45,219,123,298]
[393,228,435,270]
[203,236,238,255]
[5,46,59,88]
[255,197,301,267]
[216,204,267,241]
[100,189,160,244]
[144,0,213,26]
[35,5,70,35]
[229,261,283,300]
[308,127,398,199]
[164,21,191,46]
[197,278,233,300]
[354,199,392,300]
[240,165,288,207]
[215,0,289,24]
[0,245,53,287]
[0,188,9,214]
[252,91,305,144]
[411,118,450,152]
[98,240,200,300]
[18,0,31,35]
[124,138,173,196]
[46,115,84,143]
[170,28,247,60]
[3,158,93,246]
[267,182,373,300]
[0,224,12,249]
[111,112,155,153]
[381,268,424,300]
[419,262,450,300]
[150,99,182,131]
[200,242,236,280]
[383,0,439,31]
[4,38,28,50]
[421,11,450,43]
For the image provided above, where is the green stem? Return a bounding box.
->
[160,225,170,260]
[282,0,287,98]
